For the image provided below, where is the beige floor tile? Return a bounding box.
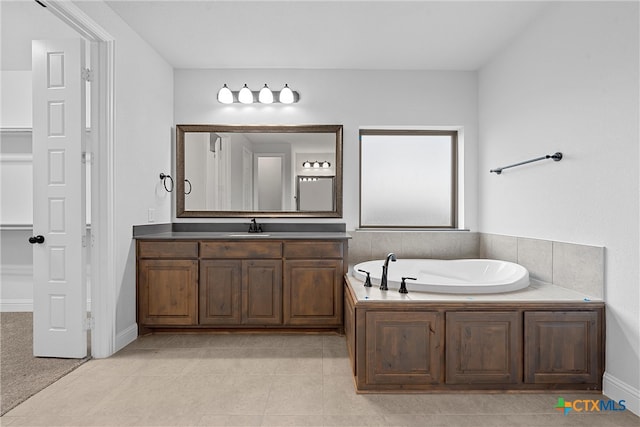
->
[0,415,145,426]
[129,347,202,376]
[322,414,387,426]
[185,374,273,415]
[272,346,323,375]
[264,375,323,416]
[323,375,382,416]
[322,344,353,376]
[323,334,348,348]
[198,414,263,426]
[183,347,281,375]
[235,334,325,349]
[261,415,324,426]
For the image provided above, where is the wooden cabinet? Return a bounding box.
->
[344,281,604,392]
[138,259,198,327]
[283,241,344,326]
[137,238,346,332]
[199,260,241,325]
[363,311,443,387]
[524,311,602,386]
[242,260,282,325]
[446,311,521,384]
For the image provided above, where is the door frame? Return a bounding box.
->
[43,0,116,358]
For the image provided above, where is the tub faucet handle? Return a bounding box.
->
[399,277,417,294]
[358,269,372,287]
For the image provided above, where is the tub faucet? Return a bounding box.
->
[380,252,397,291]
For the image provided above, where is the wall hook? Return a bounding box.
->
[159,173,174,192]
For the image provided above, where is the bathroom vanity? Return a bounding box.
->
[135,230,349,334]
[344,276,605,392]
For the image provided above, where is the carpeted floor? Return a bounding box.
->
[0,312,90,415]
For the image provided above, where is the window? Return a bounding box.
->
[359,130,458,228]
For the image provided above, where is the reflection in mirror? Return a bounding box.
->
[297,177,335,211]
[176,125,342,218]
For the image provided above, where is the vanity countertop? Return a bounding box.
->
[133,231,351,240]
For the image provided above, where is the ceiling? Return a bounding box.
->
[1,0,549,71]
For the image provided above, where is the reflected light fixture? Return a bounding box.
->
[258,84,273,104]
[238,84,253,104]
[217,84,233,104]
[302,160,331,169]
[217,83,300,104]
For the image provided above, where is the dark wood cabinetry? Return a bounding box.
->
[363,311,443,387]
[524,311,602,385]
[136,238,347,332]
[446,311,521,385]
[345,281,605,392]
[137,241,199,328]
[283,241,344,326]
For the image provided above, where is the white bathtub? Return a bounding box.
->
[353,259,530,294]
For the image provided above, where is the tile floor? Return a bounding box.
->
[2,334,638,426]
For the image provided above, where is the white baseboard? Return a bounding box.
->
[603,372,640,416]
[0,299,33,312]
[115,323,138,353]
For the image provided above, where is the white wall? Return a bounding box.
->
[74,1,174,349]
[174,69,479,230]
[478,2,639,413]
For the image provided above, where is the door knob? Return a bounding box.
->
[28,235,45,244]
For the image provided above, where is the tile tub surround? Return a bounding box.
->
[347,230,480,265]
[480,233,604,299]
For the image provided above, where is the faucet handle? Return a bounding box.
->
[357,269,372,287]
[399,276,417,294]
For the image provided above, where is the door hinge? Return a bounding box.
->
[84,317,95,330]
[81,68,93,82]
[82,152,93,165]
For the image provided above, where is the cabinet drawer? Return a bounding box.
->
[201,241,282,259]
[138,241,198,258]
[283,241,343,259]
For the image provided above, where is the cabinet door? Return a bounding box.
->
[283,259,343,326]
[364,311,443,386]
[446,311,521,384]
[242,260,282,325]
[524,311,602,385]
[199,260,242,325]
[138,259,198,326]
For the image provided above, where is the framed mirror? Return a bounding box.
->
[176,124,343,218]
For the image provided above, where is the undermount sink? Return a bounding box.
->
[226,233,271,237]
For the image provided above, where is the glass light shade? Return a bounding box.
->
[322,161,330,168]
[238,84,253,104]
[302,161,311,168]
[258,84,273,104]
[313,161,320,168]
[217,84,233,104]
[279,84,294,104]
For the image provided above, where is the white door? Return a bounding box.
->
[32,39,87,358]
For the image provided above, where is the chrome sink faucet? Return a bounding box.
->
[380,252,397,291]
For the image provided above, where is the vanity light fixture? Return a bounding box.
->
[279,84,294,104]
[217,84,233,104]
[238,84,254,104]
[216,83,300,104]
[258,84,273,104]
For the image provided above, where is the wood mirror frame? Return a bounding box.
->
[176,124,343,218]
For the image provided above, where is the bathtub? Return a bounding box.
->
[353,258,530,294]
